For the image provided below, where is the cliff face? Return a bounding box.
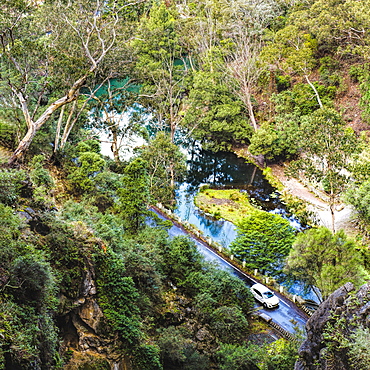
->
[58,256,130,370]
[295,282,370,370]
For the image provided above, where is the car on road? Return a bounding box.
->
[250,283,280,309]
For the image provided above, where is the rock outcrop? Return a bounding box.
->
[295,281,370,370]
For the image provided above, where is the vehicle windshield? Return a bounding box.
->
[263,291,274,299]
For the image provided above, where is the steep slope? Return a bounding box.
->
[296,282,370,370]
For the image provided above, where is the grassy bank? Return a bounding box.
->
[194,188,257,225]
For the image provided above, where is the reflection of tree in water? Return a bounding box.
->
[185,147,267,191]
[196,211,225,238]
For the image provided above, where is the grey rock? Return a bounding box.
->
[295,282,370,370]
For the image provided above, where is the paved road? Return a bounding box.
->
[152,208,308,335]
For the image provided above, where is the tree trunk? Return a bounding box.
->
[111,124,120,163]
[330,201,336,234]
[243,84,258,132]
[9,125,37,164]
[54,105,65,152]
[305,75,323,109]
[9,72,93,164]
[60,100,77,149]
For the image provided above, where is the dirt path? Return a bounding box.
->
[269,164,356,234]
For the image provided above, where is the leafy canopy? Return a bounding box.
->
[286,227,369,300]
[230,209,296,274]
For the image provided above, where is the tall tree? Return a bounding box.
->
[133,1,187,142]
[89,79,141,163]
[286,227,369,301]
[261,25,323,108]
[118,157,150,234]
[288,107,358,232]
[182,66,253,151]
[139,132,186,207]
[225,0,281,131]
[230,209,296,273]
[0,0,136,163]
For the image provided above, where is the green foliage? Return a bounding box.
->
[68,151,105,194]
[9,254,55,308]
[183,68,253,151]
[118,157,150,234]
[348,326,370,369]
[183,266,254,315]
[139,132,186,207]
[272,83,335,116]
[289,0,370,58]
[286,227,369,300]
[0,169,28,205]
[216,343,263,370]
[30,157,54,188]
[216,338,299,370]
[133,344,163,370]
[275,74,291,92]
[159,236,203,285]
[209,306,249,344]
[319,56,342,88]
[288,107,359,230]
[0,117,18,149]
[133,2,186,138]
[157,326,209,370]
[345,179,370,221]
[0,203,22,251]
[95,249,142,346]
[28,154,56,209]
[43,218,87,298]
[265,338,299,370]
[0,300,59,369]
[85,170,123,212]
[120,241,164,313]
[0,210,58,368]
[230,209,296,274]
[249,111,301,160]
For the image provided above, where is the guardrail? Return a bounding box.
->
[152,203,318,321]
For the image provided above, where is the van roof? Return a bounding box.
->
[251,283,272,293]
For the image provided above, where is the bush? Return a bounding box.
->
[157,326,209,370]
[133,344,163,370]
[0,169,28,205]
[230,209,296,274]
[275,74,291,92]
[209,306,249,344]
[9,255,54,308]
[94,249,142,346]
[29,155,54,189]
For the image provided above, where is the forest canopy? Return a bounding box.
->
[1,0,370,369]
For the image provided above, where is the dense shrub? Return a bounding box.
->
[0,169,28,205]
[230,210,296,274]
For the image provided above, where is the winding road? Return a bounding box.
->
[152,208,309,336]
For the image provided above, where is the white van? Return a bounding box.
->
[250,283,280,309]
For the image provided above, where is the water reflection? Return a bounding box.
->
[174,146,318,301]
[175,146,302,247]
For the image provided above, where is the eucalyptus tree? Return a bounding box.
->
[118,157,150,234]
[139,131,186,207]
[0,0,140,164]
[88,79,142,163]
[290,0,370,58]
[288,107,358,232]
[133,1,188,142]
[286,227,369,301]
[261,24,323,108]
[224,0,281,132]
[178,0,256,150]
